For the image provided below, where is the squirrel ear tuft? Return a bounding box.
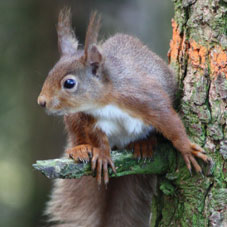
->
[84,11,101,59]
[57,8,78,56]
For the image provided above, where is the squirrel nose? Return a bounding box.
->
[37,95,47,108]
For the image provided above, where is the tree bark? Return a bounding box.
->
[151,0,226,226]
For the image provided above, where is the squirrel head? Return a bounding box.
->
[38,8,110,115]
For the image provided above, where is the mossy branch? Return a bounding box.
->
[33,139,176,179]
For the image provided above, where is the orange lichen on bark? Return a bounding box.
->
[209,46,227,78]
[187,40,227,78]
[169,20,226,79]
[168,19,183,62]
[188,40,208,69]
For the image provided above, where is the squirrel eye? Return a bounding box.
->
[62,75,77,92]
[64,79,76,89]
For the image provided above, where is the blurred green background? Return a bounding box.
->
[0,0,173,226]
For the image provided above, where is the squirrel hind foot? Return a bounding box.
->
[182,143,213,175]
[128,136,157,161]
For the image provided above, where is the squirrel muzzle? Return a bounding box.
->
[37,95,47,108]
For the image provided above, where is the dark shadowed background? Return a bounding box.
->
[0,0,173,226]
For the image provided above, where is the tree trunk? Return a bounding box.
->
[151,0,227,226]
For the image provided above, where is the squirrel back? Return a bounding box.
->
[102,33,176,100]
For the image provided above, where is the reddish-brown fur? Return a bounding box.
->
[64,113,115,184]
[38,8,211,227]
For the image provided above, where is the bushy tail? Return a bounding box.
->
[45,175,156,227]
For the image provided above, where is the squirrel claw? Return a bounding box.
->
[66,144,92,163]
[199,170,204,178]
[188,167,192,176]
[131,137,155,162]
[91,148,116,185]
[182,143,211,175]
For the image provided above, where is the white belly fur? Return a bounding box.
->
[89,104,154,148]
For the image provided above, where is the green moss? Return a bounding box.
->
[210,100,224,122]
[173,0,188,33]
[181,106,207,144]
[160,180,175,196]
[159,195,178,226]
[207,123,224,141]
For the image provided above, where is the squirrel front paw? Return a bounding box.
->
[182,143,212,174]
[66,144,92,162]
[66,145,116,185]
[91,148,116,185]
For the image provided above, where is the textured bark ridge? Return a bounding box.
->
[152,0,226,226]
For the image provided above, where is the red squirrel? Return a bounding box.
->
[37,8,211,227]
